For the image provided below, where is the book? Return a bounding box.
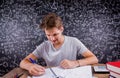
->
[32,65,92,78]
[93,65,109,73]
[110,71,120,78]
[106,61,120,74]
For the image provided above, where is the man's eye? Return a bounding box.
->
[53,34,58,36]
[47,35,50,36]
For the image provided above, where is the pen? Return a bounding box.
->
[17,73,23,78]
[49,67,59,78]
[29,58,45,72]
[29,58,36,64]
[14,73,23,78]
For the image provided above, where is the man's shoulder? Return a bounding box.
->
[65,36,79,41]
[37,40,51,47]
[42,40,51,45]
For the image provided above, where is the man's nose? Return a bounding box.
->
[49,36,55,41]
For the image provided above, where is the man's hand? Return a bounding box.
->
[28,64,45,76]
[60,59,79,69]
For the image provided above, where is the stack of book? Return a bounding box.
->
[106,61,120,78]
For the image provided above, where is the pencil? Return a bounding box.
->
[17,73,23,78]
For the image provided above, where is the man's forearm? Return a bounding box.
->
[77,56,98,66]
[20,59,34,70]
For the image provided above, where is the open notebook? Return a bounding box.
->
[32,65,92,78]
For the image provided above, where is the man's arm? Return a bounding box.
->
[60,50,98,69]
[77,50,98,66]
[20,53,45,76]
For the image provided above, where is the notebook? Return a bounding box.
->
[32,65,92,78]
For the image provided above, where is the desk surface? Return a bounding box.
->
[2,64,109,78]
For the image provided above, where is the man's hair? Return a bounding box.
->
[40,13,63,30]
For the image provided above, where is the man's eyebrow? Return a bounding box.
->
[46,34,50,35]
[53,33,59,35]
[46,33,59,36]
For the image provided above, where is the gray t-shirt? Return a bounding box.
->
[33,36,88,67]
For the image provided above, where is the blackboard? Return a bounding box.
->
[0,0,120,76]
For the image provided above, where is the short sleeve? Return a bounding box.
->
[32,42,45,58]
[73,38,88,54]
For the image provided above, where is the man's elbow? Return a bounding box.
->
[19,60,24,68]
[94,56,99,64]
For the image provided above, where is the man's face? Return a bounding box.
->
[45,27,63,45]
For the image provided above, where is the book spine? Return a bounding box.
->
[106,64,120,75]
[109,75,116,78]
[110,71,120,78]
[107,69,120,75]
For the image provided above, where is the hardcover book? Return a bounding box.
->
[110,71,120,78]
[106,61,120,74]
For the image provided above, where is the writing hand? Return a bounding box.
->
[28,64,45,76]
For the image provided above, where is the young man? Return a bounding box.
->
[20,13,98,76]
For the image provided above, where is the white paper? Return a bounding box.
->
[32,65,92,78]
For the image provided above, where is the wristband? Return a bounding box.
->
[77,60,80,67]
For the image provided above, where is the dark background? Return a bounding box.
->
[0,0,120,76]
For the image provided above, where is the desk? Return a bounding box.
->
[2,64,109,78]
[92,64,109,78]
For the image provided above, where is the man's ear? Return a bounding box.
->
[59,26,64,32]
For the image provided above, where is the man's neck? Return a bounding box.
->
[53,35,65,49]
